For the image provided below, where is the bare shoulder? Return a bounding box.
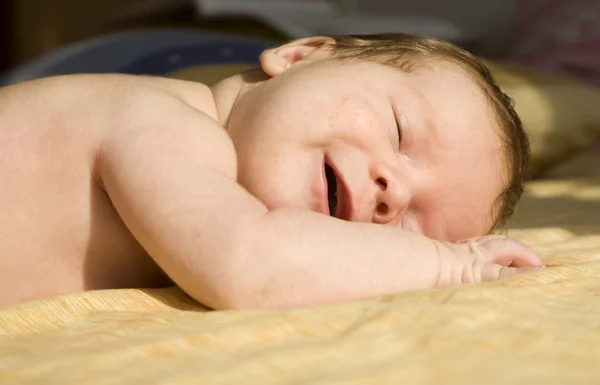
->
[2,73,236,172]
[92,74,238,178]
[0,74,238,306]
[1,73,219,121]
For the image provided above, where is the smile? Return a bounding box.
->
[325,163,338,216]
[324,160,352,221]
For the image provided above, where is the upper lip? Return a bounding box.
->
[323,157,353,221]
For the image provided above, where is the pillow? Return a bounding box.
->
[541,146,600,180]
[484,60,600,176]
[171,61,600,177]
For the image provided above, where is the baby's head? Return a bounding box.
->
[215,34,529,241]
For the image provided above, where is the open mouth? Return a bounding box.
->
[325,162,338,217]
[324,161,352,221]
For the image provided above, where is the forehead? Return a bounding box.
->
[398,63,506,238]
[408,62,500,150]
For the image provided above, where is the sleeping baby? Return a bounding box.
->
[0,34,544,309]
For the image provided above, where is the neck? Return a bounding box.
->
[210,68,268,130]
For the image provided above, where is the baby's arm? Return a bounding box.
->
[99,89,542,310]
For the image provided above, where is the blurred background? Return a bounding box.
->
[0,0,598,87]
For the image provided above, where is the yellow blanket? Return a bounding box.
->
[1,177,599,384]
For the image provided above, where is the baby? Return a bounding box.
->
[0,34,544,309]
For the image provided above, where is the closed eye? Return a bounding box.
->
[391,102,403,148]
[395,115,403,147]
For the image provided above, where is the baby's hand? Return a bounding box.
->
[433,235,545,287]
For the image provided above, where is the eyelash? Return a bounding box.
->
[395,118,403,147]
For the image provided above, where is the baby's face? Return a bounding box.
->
[225,53,506,241]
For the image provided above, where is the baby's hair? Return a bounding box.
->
[309,33,529,231]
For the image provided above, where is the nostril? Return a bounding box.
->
[376,177,387,190]
[377,202,389,215]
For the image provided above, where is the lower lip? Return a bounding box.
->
[335,181,345,219]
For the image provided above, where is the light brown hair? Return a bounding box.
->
[311,33,529,230]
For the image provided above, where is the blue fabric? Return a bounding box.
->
[0,29,272,86]
[121,41,265,75]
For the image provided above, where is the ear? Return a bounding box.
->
[259,36,335,77]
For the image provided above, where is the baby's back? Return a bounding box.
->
[0,75,213,307]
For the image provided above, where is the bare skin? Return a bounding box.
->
[0,38,544,309]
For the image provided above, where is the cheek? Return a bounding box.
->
[333,99,387,148]
[237,143,317,210]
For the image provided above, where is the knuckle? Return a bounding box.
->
[461,258,477,284]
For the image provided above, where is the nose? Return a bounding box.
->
[371,164,412,225]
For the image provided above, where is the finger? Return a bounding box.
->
[453,235,507,258]
[481,264,543,282]
[478,238,544,267]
